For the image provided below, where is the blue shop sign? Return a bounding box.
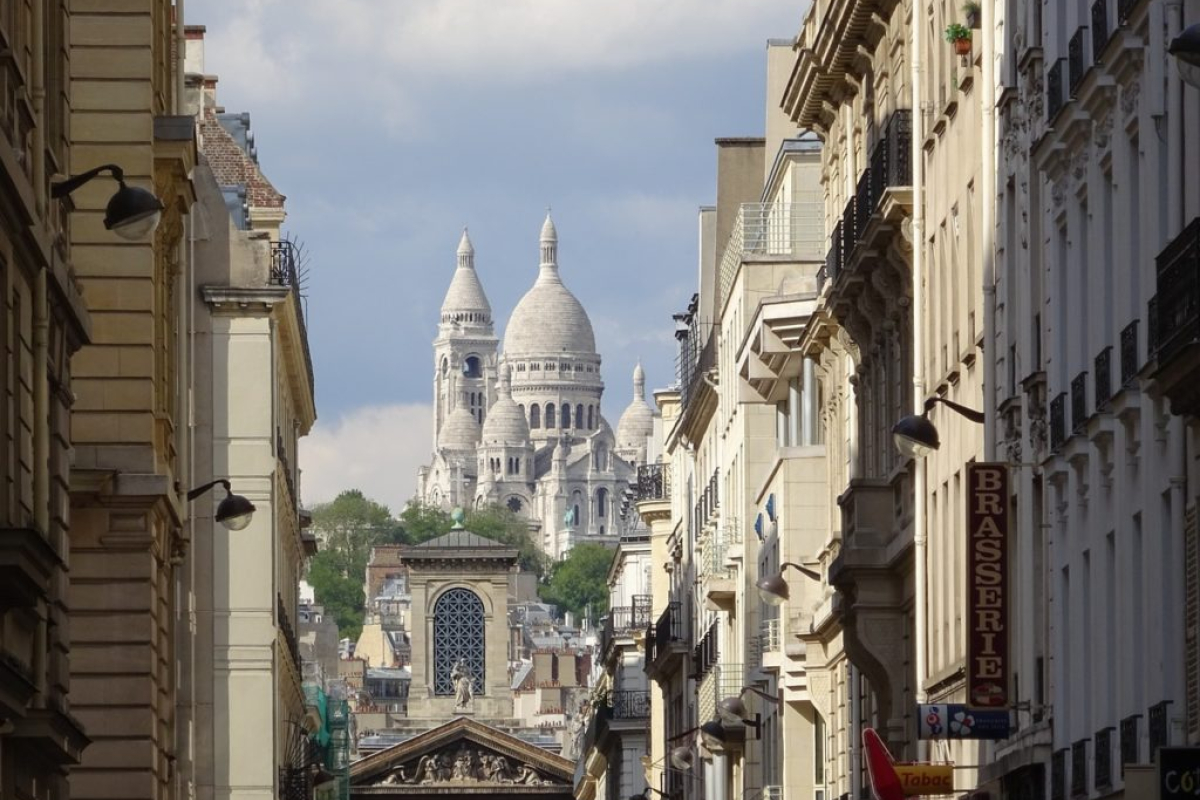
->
[917,704,1012,740]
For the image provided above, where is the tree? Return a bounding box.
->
[399,502,547,576]
[539,543,614,621]
[306,490,403,640]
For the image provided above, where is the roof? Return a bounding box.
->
[402,529,520,563]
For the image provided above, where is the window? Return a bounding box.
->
[530,405,540,428]
[462,355,483,378]
[576,404,584,428]
[433,588,485,696]
[562,403,571,428]
[587,406,594,429]
[596,488,608,518]
[546,404,556,428]
[507,496,523,513]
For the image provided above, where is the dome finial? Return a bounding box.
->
[497,361,513,397]
[457,227,475,268]
[540,210,558,272]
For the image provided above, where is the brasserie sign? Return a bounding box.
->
[966,462,1009,708]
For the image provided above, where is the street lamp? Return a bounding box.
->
[756,561,822,606]
[1170,23,1200,89]
[716,686,780,725]
[187,479,256,531]
[892,396,986,459]
[669,746,694,770]
[50,163,164,239]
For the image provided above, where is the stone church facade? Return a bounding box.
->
[417,215,656,559]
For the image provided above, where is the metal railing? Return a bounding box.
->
[1068,26,1089,98]
[1071,372,1088,433]
[1094,727,1114,790]
[1071,739,1088,797]
[761,617,781,652]
[270,241,315,391]
[1154,216,1200,364]
[697,662,743,726]
[1051,749,1067,800]
[1149,700,1172,757]
[611,690,651,720]
[1048,59,1067,121]
[694,619,719,678]
[1050,392,1067,451]
[1094,347,1112,410]
[826,220,844,285]
[1120,320,1139,387]
[1092,0,1111,57]
[700,528,733,580]
[1148,295,1160,356]
[1120,714,1140,772]
[649,602,685,664]
[1117,0,1138,24]
[718,202,824,306]
[278,593,301,668]
[872,109,914,196]
[636,463,671,501]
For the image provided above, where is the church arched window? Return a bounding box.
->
[587,406,594,430]
[433,588,485,696]
[561,404,571,429]
[441,357,449,377]
[576,404,584,430]
[530,405,540,428]
[595,444,607,470]
[546,404,556,428]
[462,355,483,378]
[596,488,608,519]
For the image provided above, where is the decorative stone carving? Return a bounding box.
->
[1051,178,1066,211]
[1120,78,1141,119]
[1093,113,1113,152]
[378,744,553,787]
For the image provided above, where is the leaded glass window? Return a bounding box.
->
[433,588,485,695]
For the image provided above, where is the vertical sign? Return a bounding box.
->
[966,463,1009,708]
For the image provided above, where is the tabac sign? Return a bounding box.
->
[966,462,1009,708]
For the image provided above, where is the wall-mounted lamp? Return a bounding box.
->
[187,479,256,530]
[1170,23,1200,89]
[669,746,694,770]
[756,561,822,606]
[703,686,780,747]
[51,163,164,240]
[891,396,986,459]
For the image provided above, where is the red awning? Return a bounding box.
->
[863,728,904,800]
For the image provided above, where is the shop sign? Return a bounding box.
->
[1160,747,1200,799]
[966,462,1009,707]
[893,764,954,796]
[917,704,1012,740]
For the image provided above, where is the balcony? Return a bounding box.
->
[636,463,671,502]
[1120,320,1139,388]
[1050,392,1067,452]
[1094,347,1112,411]
[1068,27,1089,98]
[278,593,301,669]
[1119,714,1140,772]
[1094,727,1113,790]
[693,619,719,679]
[610,690,650,721]
[1070,738,1088,797]
[699,528,735,609]
[1092,0,1111,57]
[826,220,844,285]
[270,241,315,392]
[1149,699,1172,757]
[646,602,688,679]
[697,662,743,728]
[718,202,825,306]
[1152,217,1200,414]
[1071,372,1088,433]
[1051,749,1066,800]
[600,596,652,662]
[1047,59,1067,122]
[0,527,62,611]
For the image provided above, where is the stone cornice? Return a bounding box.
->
[200,284,289,310]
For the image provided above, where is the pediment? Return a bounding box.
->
[350,717,573,792]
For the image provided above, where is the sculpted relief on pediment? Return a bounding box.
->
[373,743,559,787]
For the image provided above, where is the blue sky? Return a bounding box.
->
[187,0,806,510]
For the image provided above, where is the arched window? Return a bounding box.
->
[573,504,581,526]
[433,588,485,696]
[546,404,556,428]
[595,445,606,471]
[587,406,594,430]
[462,355,483,378]
[514,459,520,475]
[441,357,449,377]
[576,404,584,429]
[530,405,540,428]
[561,403,571,429]
[596,487,608,518]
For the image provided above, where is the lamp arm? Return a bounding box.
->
[50,163,124,199]
[738,686,782,705]
[186,479,231,502]
[781,561,822,582]
[925,396,986,424]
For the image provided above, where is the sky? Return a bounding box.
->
[186,0,807,512]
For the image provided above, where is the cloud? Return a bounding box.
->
[299,403,433,513]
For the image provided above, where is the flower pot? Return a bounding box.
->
[954,37,972,55]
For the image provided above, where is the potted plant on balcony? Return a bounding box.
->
[963,1,981,29]
[945,23,972,55]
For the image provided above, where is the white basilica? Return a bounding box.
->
[416,214,656,560]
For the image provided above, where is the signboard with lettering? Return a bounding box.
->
[1159,747,1200,799]
[893,765,954,796]
[918,704,1012,740]
[966,463,1009,708]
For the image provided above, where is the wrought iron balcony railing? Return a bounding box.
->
[717,202,824,306]
[760,617,781,653]
[278,593,301,668]
[1070,738,1088,797]
[1119,714,1140,773]
[1120,319,1139,388]
[1092,0,1111,57]
[1154,217,1200,364]
[694,619,719,678]
[1094,347,1112,411]
[1050,392,1067,451]
[636,463,671,502]
[1094,727,1114,790]
[1068,26,1089,98]
[1071,371,1088,433]
[1117,0,1138,24]
[1149,699,1172,757]
[826,220,843,285]
[1051,749,1067,800]
[840,197,856,270]
[649,602,685,664]
[610,690,650,720]
[872,109,914,196]
[1048,59,1067,121]
[270,241,315,391]
[855,168,873,243]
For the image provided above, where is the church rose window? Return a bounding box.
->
[507,496,523,513]
[433,588,485,696]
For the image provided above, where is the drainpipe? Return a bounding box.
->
[910,0,929,763]
[849,663,862,800]
[981,0,997,463]
[1166,0,1184,235]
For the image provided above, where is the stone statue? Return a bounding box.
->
[452,748,474,781]
[515,764,543,785]
[415,755,438,785]
[451,658,474,708]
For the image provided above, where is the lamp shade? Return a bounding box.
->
[892,413,940,458]
[700,720,726,749]
[755,572,789,606]
[717,697,748,725]
[669,747,693,770]
[104,182,164,239]
[1170,24,1200,88]
[216,492,256,531]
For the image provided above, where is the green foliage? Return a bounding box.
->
[962,1,980,13]
[945,23,972,42]
[400,502,548,576]
[305,490,403,640]
[539,543,615,621]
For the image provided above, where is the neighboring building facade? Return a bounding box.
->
[417,218,654,559]
[0,0,92,795]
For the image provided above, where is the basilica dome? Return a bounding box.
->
[481,364,530,445]
[503,214,596,356]
[617,362,654,452]
[439,404,481,450]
